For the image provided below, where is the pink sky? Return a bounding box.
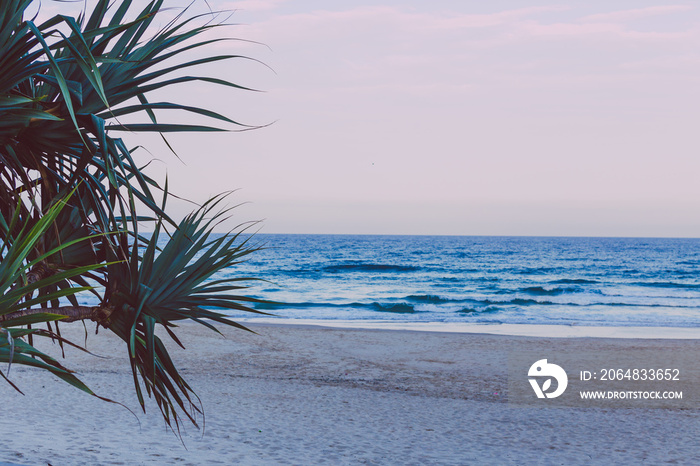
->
[37,1,700,236]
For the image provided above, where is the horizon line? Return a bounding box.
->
[140,231,700,240]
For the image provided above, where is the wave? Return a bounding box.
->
[403,294,561,305]
[516,267,558,275]
[270,263,423,276]
[665,268,697,275]
[371,302,416,313]
[550,278,599,285]
[250,294,699,314]
[458,306,500,314]
[483,299,700,309]
[323,263,420,273]
[631,281,700,289]
[251,300,416,313]
[520,286,578,296]
[476,297,557,306]
[406,294,444,304]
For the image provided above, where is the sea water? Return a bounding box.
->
[219,234,700,328]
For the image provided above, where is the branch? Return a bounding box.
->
[0,306,102,324]
[8,261,53,296]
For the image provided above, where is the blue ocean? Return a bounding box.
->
[221,235,700,328]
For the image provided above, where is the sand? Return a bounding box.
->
[1,322,698,465]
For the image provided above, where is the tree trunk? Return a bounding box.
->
[0,306,103,324]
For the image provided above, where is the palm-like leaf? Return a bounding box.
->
[0,0,268,430]
[1,0,256,249]
[0,195,106,396]
[102,194,267,428]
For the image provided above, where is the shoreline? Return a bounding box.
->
[236,317,700,339]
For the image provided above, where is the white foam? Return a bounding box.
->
[236,317,700,339]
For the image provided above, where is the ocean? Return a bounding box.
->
[221,234,700,328]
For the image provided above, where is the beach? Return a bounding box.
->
[1,322,698,465]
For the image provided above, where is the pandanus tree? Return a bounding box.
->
[0,0,266,429]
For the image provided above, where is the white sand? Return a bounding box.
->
[1,322,698,465]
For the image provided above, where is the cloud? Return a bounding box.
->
[581,5,694,23]
[518,20,697,41]
[216,2,700,103]
[618,54,700,70]
[241,5,569,36]
[221,0,288,12]
[233,3,700,52]
[415,6,571,30]
[519,20,624,37]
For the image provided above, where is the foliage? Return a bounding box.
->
[0,195,104,394]
[0,0,266,429]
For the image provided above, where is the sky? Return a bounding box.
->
[37,1,700,236]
